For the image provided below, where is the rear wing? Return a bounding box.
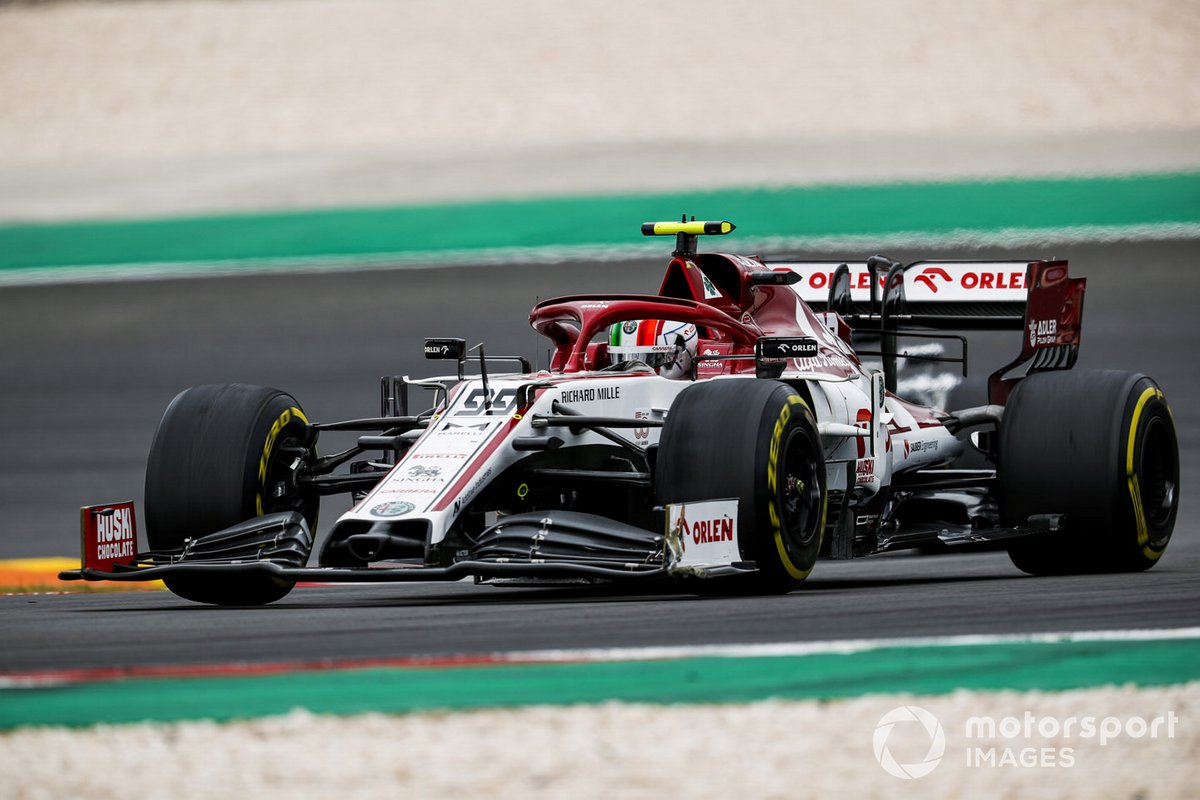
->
[767,258,1035,330]
[764,257,1086,403]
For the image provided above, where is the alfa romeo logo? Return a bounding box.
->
[873,705,945,779]
[370,501,415,517]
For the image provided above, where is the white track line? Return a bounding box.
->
[493,626,1200,664]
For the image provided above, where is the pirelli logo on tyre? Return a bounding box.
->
[256,406,308,515]
[767,396,804,511]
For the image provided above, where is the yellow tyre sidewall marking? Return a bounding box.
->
[256,406,309,516]
[1126,387,1165,560]
[767,395,826,580]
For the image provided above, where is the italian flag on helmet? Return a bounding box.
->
[608,319,698,379]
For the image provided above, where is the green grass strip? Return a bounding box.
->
[1,172,1198,272]
[2,638,1196,729]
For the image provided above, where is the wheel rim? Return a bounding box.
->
[779,428,823,550]
[1139,414,1176,531]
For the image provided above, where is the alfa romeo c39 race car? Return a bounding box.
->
[61,220,1181,605]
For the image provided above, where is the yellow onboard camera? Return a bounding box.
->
[641,218,736,256]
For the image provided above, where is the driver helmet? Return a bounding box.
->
[608,319,698,379]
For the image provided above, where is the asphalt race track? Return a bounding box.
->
[1,240,1197,671]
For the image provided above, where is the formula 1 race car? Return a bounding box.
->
[61,219,1180,605]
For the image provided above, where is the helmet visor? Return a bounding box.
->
[608,344,681,370]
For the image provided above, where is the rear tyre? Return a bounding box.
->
[144,384,318,605]
[657,379,827,594]
[1001,370,1178,575]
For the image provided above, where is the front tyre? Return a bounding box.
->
[1001,370,1179,575]
[144,384,318,605]
[657,379,827,593]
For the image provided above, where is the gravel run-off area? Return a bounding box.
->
[2,683,1197,800]
[1,0,1198,218]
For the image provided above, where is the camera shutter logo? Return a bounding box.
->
[873,705,946,779]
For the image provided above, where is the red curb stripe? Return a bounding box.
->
[0,653,586,688]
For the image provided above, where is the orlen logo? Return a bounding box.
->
[797,267,1027,293]
[688,516,734,545]
[913,267,952,293]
